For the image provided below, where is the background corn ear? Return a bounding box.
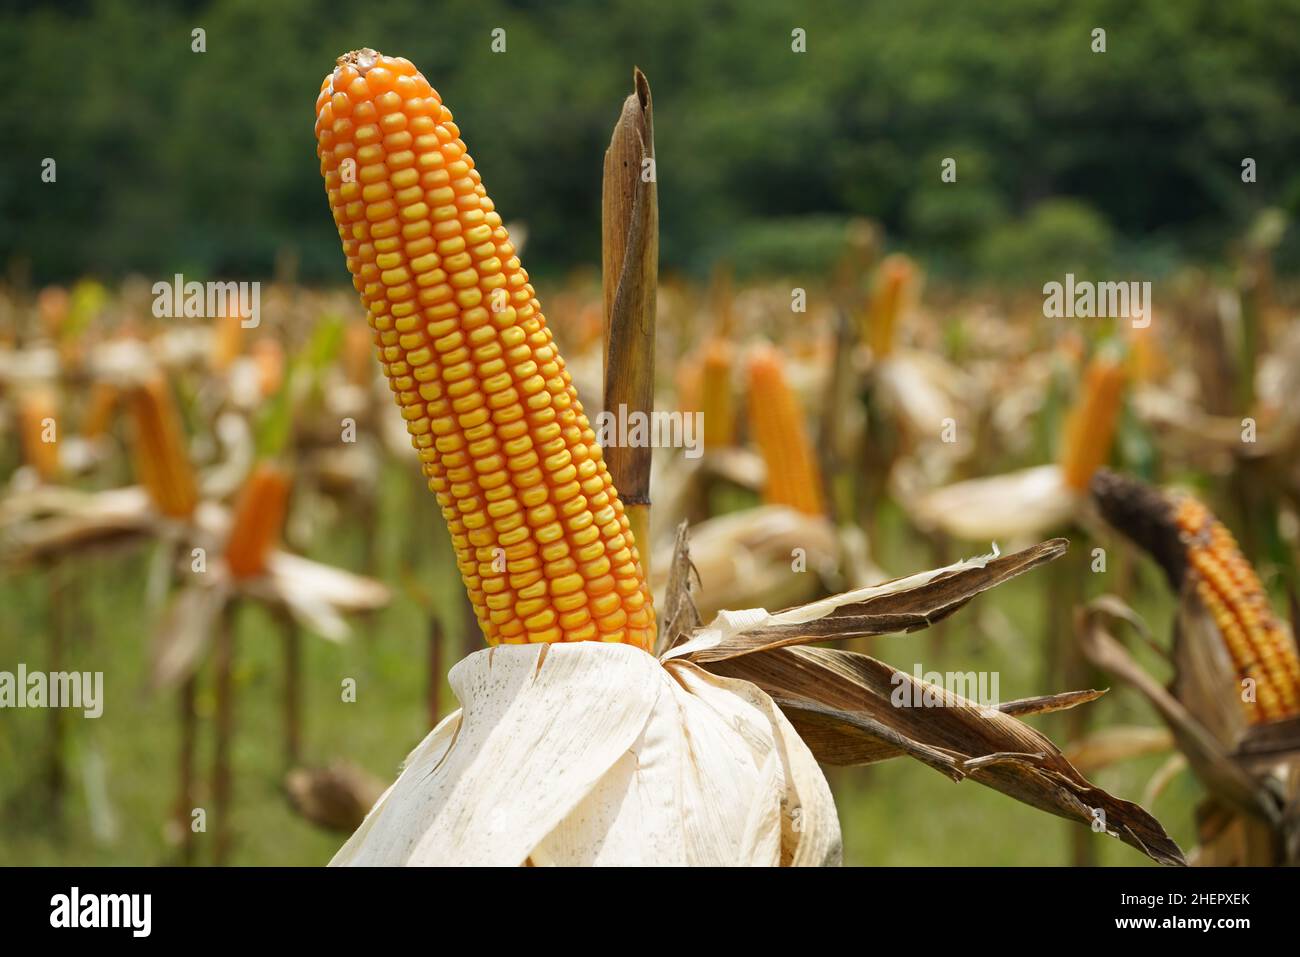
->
[314,49,654,650]
[747,344,825,517]
[1174,495,1300,723]
[127,376,198,519]
[81,380,119,440]
[1059,354,1125,491]
[18,389,60,483]
[226,462,292,579]
[865,254,914,358]
[701,337,736,448]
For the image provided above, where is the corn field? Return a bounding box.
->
[4,3,1300,881]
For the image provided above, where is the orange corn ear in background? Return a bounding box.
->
[865,254,915,358]
[81,380,119,440]
[226,462,292,579]
[314,49,654,650]
[211,302,245,373]
[18,389,61,483]
[747,344,825,517]
[1059,354,1125,491]
[1175,496,1300,723]
[701,337,736,448]
[127,376,199,519]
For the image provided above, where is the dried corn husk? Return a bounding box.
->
[331,640,840,866]
[334,533,1184,867]
[911,464,1078,543]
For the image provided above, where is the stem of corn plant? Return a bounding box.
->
[278,606,302,768]
[602,68,657,582]
[45,558,66,817]
[177,674,197,865]
[212,601,236,865]
[821,308,858,529]
[1050,541,1096,866]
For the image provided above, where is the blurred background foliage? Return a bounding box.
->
[4,0,1300,286]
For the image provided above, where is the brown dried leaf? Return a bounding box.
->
[686,538,1067,663]
[999,688,1107,718]
[150,580,229,691]
[656,520,702,657]
[1075,595,1274,821]
[1065,725,1175,773]
[601,68,656,506]
[707,644,1185,866]
[285,761,387,833]
[1169,584,1250,750]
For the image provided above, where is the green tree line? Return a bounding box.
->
[3,0,1300,285]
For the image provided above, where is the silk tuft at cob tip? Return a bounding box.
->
[315,49,654,651]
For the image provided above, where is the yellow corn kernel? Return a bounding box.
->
[1059,354,1125,491]
[315,49,654,651]
[127,376,198,519]
[746,344,825,517]
[1175,496,1300,723]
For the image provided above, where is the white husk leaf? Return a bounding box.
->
[911,463,1078,542]
[663,544,1001,660]
[331,641,841,866]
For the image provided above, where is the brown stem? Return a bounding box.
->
[281,609,302,768]
[212,601,237,865]
[177,674,197,865]
[46,559,65,815]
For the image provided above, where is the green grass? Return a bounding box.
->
[0,464,1201,866]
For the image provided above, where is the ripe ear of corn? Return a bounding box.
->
[18,389,60,482]
[252,337,285,398]
[127,376,198,519]
[343,322,376,387]
[865,254,914,358]
[1174,495,1300,724]
[81,381,119,440]
[226,462,292,579]
[211,302,245,373]
[315,49,654,651]
[701,338,736,448]
[747,345,825,517]
[1059,354,1125,491]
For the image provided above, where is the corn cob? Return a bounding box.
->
[747,345,825,516]
[865,254,914,358]
[1126,319,1165,384]
[252,337,285,398]
[211,301,244,373]
[1174,495,1300,723]
[343,323,374,387]
[18,389,60,482]
[127,376,198,519]
[1059,354,1125,491]
[314,49,654,650]
[226,462,292,579]
[81,380,119,440]
[701,337,736,449]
